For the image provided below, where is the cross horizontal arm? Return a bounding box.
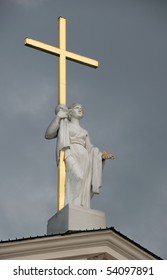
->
[24,38,61,56]
[24,37,98,68]
[66,50,98,68]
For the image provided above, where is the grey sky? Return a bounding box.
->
[0,0,167,259]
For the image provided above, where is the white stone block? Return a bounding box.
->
[47,204,106,235]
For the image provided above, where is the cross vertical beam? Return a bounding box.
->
[58,17,66,105]
[57,17,66,212]
[57,18,66,212]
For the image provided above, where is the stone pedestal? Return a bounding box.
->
[47,204,106,235]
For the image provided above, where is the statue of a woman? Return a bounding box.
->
[45,103,114,208]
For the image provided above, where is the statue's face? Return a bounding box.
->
[70,104,84,120]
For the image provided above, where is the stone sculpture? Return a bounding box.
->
[45,103,114,208]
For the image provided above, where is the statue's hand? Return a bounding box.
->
[102,151,116,160]
[57,110,68,119]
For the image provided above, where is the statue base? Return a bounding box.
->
[47,204,106,235]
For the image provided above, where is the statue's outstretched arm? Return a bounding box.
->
[85,134,115,160]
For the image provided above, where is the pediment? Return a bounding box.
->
[0,228,161,260]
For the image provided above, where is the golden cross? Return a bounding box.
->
[24,17,99,212]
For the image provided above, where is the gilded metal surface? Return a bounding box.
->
[102,151,116,160]
[58,150,66,211]
[58,17,66,105]
[24,39,98,68]
[24,17,99,212]
[24,38,61,56]
[57,18,66,211]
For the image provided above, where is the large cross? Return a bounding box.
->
[24,17,99,212]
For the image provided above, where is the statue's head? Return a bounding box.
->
[68,103,84,120]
